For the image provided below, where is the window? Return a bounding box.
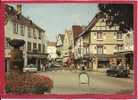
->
[97,32,103,39]
[27,42,31,51]
[43,44,45,53]
[33,43,37,50]
[38,44,41,52]
[20,25,24,36]
[116,44,123,52]
[78,48,81,54]
[97,45,103,54]
[13,23,18,34]
[28,27,31,38]
[117,32,123,39]
[38,31,42,39]
[33,28,37,39]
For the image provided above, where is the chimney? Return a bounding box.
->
[72,25,83,39]
[16,4,22,15]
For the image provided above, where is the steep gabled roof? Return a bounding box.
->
[56,33,65,46]
[47,41,56,46]
[59,34,65,43]
[79,12,103,37]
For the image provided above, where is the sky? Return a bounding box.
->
[12,4,99,42]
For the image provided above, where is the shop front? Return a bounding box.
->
[27,52,48,71]
[92,54,116,70]
[114,51,133,69]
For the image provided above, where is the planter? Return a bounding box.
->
[6,71,53,94]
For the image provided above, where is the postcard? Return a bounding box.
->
[0,0,137,99]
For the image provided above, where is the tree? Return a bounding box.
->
[8,39,25,48]
[98,4,133,33]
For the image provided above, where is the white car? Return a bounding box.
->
[23,64,37,72]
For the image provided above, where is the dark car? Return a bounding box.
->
[106,66,130,77]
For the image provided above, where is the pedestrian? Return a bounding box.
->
[40,64,43,71]
[126,64,130,70]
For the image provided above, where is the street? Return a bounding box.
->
[37,69,134,94]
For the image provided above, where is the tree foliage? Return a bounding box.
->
[98,4,133,33]
[8,39,25,48]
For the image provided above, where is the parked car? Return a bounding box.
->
[106,65,130,77]
[23,64,37,72]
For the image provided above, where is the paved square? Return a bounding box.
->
[37,70,134,94]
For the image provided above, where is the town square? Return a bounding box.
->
[4,4,134,95]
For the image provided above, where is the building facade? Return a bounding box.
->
[75,12,126,70]
[63,29,74,57]
[114,31,134,69]
[56,34,65,59]
[47,41,57,60]
[5,5,47,72]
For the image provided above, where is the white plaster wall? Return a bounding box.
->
[47,46,57,59]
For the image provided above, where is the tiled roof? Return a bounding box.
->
[72,25,83,40]
[5,5,45,32]
[47,41,56,46]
